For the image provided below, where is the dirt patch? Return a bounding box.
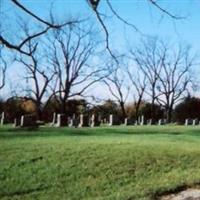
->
[160,189,200,200]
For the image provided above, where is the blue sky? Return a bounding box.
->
[1,0,200,99]
[2,0,200,51]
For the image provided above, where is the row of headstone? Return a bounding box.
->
[49,114,171,127]
[123,117,173,126]
[6,112,200,128]
[50,113,102,128]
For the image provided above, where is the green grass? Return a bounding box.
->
[0,125,200,200]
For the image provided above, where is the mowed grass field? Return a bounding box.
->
[0,125,200,200]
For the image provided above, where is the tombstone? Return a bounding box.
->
[98,115,102,124]
[55,114,67,127]
[0,112,5,125]
[140,115,145,125]
[109,114,120,126]
[124,118,133,126]
[89,114,100,127]
[68,116,79,127]
[50,112,57,126]
[192,119,198,126]
[147,119,152,125]
[78,114,89,127]
[20,114,37,127]
[13,118,21,127]
[185,118,193,126]
[158,119,166,125]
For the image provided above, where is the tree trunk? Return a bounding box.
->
[120,101,126,122]
[135,103,140,122]
[166,107,173,123]
[36,103,42,121]
[151,99,155,124]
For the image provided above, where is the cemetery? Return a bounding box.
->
[0,100,200,200]
[1,1,200,200]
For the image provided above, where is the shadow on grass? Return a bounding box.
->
[152,181,200,200]
[0,185,49,198]
[0,126,200,139]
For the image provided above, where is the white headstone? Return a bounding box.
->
[20,115,24,127]
[109,114,113,126]
[193,119,198,126]
[140,115,144,125]
[50,112,57,126]
[55,114,66,127]
[185,119,193,126]
[0,112,5,125]
[147,119,152,125]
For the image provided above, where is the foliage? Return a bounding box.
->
[140,102,164,121]
[175,96,200,124]
[91,99,119,120]
[2,97,36,123]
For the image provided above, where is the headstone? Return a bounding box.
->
[78,114,89,127]
[98,115,102,123]
[147,119,152,125]
[185,118,193,126]
[140,115,144,125]
[109,114,120,126]
[0,112,5,125]
[20,114,37,127]
[124,118,133,126]
[13,118,21,127]
[90,114,100,127]
[68,116,79,127]
[124,118,128,126]
[52,112,57,123]
[158,119,166,125]
[192,119,198,126]
[55,114,67,127]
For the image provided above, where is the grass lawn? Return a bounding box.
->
[0,125,200,200]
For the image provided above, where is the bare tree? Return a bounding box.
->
[155,45,196,123]
[130,38,164,123]
[47,22,105,114]
[0,0,79,56]
[0,47,7,93]
[15,30,57,120]
[0,0,185,57]
[104,63,130,121]
[87,0,184,58]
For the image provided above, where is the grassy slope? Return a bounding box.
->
[0,125,200,200]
